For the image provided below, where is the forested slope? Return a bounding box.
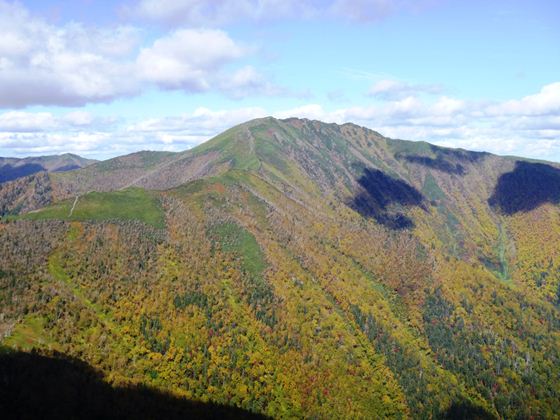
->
[1,117,560,418]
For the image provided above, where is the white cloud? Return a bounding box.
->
[270,83,560,160]
[431,96,465,115]
[0,110,118,157]
[274,104,328,120]
[0,111,109,133]
[136,33,287,97]
[0,111,57,132]
[0,106,268,158]
[221,65,290,99]
[485,82,560,116]
[137,29,246,91]
[0,1,140,107]
[0,1,281,107]
[127,106,267,136]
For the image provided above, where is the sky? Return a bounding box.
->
[0,0,559,160]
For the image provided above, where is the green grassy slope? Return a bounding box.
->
[20,188,165,228]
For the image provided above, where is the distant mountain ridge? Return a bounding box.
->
[0,153,96,184]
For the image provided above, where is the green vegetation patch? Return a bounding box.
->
[209,222,266,277]
[193,124,261,171]
[388,139,434,157]
[21,188,165,228]
[249,125,290,173]
[3,315,55,351]
[172,179,208,197]
[422,173,447,202]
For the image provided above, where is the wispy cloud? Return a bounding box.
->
[339,68,396,81]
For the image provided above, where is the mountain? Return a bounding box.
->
[0,153,96,184]
[1,117,560,418]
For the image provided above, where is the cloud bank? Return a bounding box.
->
[2,83,559,160]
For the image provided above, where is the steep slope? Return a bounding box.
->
[0,153,96,183]
[2,117,560,418]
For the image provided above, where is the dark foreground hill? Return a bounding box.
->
[1,117,559,418]
[0,349,266,419]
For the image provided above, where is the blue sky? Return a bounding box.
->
[0,0,559,160]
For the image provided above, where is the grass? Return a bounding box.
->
[20,188,165,228]
[3,315,56,351]
[208,222,266,277]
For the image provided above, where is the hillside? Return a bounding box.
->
[0,153,96,184]
[1,117,560,418]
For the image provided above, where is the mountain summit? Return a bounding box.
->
[1,118,560,418]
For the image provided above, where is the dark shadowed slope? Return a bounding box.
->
[350,167,425,229]
[401,155,466,175]
[0,163,45,183]
[0,350,267,420]
[396,145,488,176]
[441,401,497,420]
[488,161,560,214]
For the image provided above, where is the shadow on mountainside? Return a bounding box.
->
[430,146,487,163]
[350,168,424,230]
[0,163,45,183]
[488,161,560,215]
[397,147,487,176]
[0,350,267,420]
[439,401,496,420]
[401,155,466,175]
[52,164,82,172]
